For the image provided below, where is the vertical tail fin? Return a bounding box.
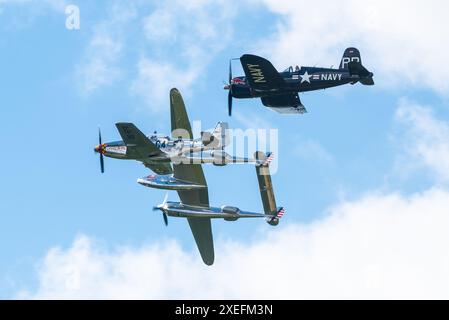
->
[212,122,229,148]
[339,47,374,85]
[200,122,229,149]
[339,47,361,70]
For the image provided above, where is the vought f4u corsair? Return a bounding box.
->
[224,47,374,115]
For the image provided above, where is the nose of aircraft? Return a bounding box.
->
[94,144,106,154]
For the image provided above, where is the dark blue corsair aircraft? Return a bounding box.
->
[224,47,374,115]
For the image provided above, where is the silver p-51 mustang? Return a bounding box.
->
[94,89,262,175]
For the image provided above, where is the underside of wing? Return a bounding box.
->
[142,161,173,175]
[174,163,212,265]
[175,164,213,265]
[169,88,214,265]
[170,88,193,139]
[240,54,286,92]
[261,93,307,114]
[187,217,214,266]
[170,88,209,205]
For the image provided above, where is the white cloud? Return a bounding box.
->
[0,0,68,24]
[75,2,136,93]
[131,0,237,111]
[394,98,449,182]
[293,139,334,164]
[130,58,199,112]
[257,0,449,93]
[234,111,274,130]
[21,187,449,299]
[0,0,66,8]
[142,9,175,42]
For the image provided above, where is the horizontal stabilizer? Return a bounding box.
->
[254,151,278,217]
[348,61,374,86]
[359,77,375,86]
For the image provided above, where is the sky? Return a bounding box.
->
[1,0,449,299]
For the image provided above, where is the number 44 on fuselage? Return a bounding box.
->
[224,47,374,115]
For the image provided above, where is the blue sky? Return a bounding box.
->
[1,0,449,299]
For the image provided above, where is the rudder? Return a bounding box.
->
[339,47,361,70]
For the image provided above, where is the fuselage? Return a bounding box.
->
[230,66,359,99]
[159,201,270,220]
[95,134,207,160]
[94,135,255,166]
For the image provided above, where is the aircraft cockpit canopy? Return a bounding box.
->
[283,66,300,73]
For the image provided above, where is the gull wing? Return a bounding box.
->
[141,162,173,175]
[240,54,286,92]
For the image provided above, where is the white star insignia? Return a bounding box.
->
[300,71,312,83]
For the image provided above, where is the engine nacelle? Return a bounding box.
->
[222,206,240,221]
[222,206,240,214]
[224,216,239,221]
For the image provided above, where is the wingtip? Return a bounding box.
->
[203,258,214,266]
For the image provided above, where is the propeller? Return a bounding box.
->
[224,58,239,117]
[228,60,233,116]
[162,212,168,226]
[98,127,105,173]
[228,90,233,117]
[153,193,169,226]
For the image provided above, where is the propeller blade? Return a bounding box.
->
[228,59,232,84]
[98,127,105,173]
[228,90,233,116]
[162,192,169,206]
[100,153,105,174]
[162,212,168,226]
